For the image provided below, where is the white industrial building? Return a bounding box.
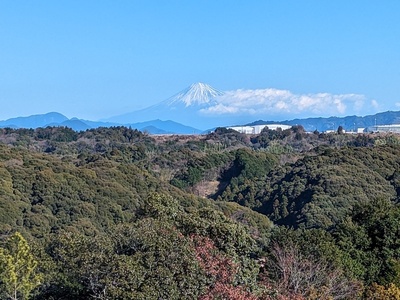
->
[367,124,400,133]
[357,128,365,133]
[228,124,292,134]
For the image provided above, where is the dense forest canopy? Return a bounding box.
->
[1,125,400,299]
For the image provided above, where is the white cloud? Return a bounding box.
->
[199,88,372,118]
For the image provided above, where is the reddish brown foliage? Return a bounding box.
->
[191,235,258,300]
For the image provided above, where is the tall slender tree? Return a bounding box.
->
[0,232,42,300]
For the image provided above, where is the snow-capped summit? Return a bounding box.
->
[105,82,227,129]
[165,82,224,107]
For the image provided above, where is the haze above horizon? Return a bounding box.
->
[1,1,399,125]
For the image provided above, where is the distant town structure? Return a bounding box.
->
[367,124,400,133]
[227,123,400,135]
[227,124,292,134]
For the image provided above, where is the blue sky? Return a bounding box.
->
[1,1,399,122]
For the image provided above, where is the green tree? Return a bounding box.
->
[0,232,42,300]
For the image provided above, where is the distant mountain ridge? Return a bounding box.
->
[2,82,400,134]
[2,110,400,134]
[0,112,68,129]
[0,112,201,134]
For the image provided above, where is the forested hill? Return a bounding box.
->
[1,125,400,299]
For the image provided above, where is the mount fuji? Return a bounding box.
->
[106,83,228,129]
[163,82,223,107]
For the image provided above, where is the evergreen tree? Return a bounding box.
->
[0,232,42,300]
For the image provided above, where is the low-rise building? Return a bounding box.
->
[357,128,365,133]
[228,124,292,134]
